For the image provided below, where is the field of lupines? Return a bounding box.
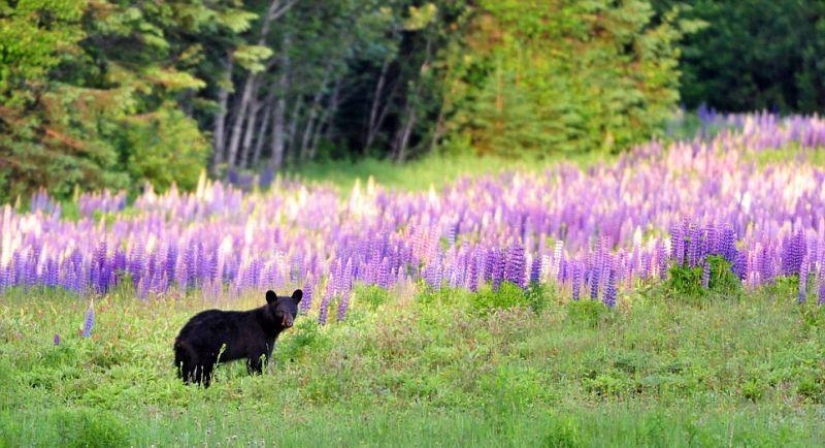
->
[3,112,825,318]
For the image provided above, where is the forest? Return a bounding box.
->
[1,0,824,202]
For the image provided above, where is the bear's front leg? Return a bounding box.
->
[246,351,267,375]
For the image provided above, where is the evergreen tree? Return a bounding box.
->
[652,0,825,113]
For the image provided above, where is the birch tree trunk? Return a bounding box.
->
[299,63,333,163]
[225,73,257,169]
[285,98,303,167]
[392,38,432,163]
[310,78,342,159]
[239,77,263,168]
[364,58,390,155]
[211,56,233,174]
[392,101,417,163]
[267,31,292,171]
[251,93,274,168]
[224,0,293,170]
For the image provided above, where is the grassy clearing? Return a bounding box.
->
[749,143,825,169]
[289,151,608,194]
[1,281,824,447]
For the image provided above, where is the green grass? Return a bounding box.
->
[749,143,825,169]
[1,281,824,447]
[289,151,608,194]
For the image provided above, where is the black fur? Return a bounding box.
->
[173,289,302,387]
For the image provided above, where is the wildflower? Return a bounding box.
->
[604,268,617,308]
[82,300,95,338]
[53,334,61,345]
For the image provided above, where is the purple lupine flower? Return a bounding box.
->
[572,263,582,301]
[81,303,95,338]
[467,255,479,292]
[603,268,617,308]
[424,263,443,289]
[720,227,737,265]
[300,282,313,313]
[337,291,350,322]
[656,240,668,279]
[688,224,701,268]
[165,244,177,282]
[483,250,496,284]
[782,231,805,276]
[54,334,61,345]
[798,256,809,304]
[318,290,332,326]
[589,252,601,300]
[671,224,684,266]
[701,259,711,289]
[495,249,507,290]
[504,244,526,289]
[383,256,395,289]
[704,223,718,256]
[733,249,748,281]
[529,254,541,285]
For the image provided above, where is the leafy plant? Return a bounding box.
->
[472,281,543,315]
[665,255,742,301]
[566,299,613,328]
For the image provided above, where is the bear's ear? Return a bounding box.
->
[265,290,277,304]
[291,289,303,304]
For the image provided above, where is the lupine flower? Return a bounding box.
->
[798,257,809,304]
[529,255,541,285]
[337,291,350,322]
[504,244,526,288]
[603,268,617,308]
[701,260,711,289]
[81,301,95,338]
[571,263,582,301]
[318,290,332,326]
[4,112,825,312]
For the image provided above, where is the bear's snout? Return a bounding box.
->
[282,314,293,327]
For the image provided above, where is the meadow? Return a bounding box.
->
[1,112,825,446]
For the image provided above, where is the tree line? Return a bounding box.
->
[1,0,822,203]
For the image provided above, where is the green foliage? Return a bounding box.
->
[0,0,255,203]
[120,105,209,193]
[55,408,130,448]
[354,283,394,311]
[798,301,825,331]
[273,318,329,363]
[471,281,545,314]
[653,0,825,113]
[665,255,741,301]
[445,0,687,157]
[566,299,613,328]
[233,45,274,74]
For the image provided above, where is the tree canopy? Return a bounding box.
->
[3,0,815,203]
[652,0,825,113]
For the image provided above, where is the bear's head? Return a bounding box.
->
[266,289,302,328]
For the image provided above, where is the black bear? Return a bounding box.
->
[174,289,302,387]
